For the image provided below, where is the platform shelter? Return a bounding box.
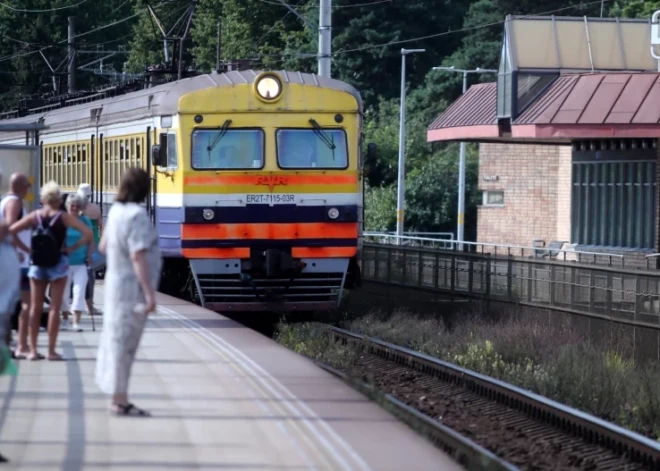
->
[428,15,660,264]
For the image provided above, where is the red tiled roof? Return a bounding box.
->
[428,83,497,129]
[427,83,500,141]
[428,72,660,143]
[516,73,660,125]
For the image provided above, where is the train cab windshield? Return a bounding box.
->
[276,129,348,169]
[191,128,264,170]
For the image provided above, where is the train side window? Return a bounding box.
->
[113,140,119,187]
[65,146,70,187]
[130,138,135,166]
[44,147,49,181]
[82,144,87,184]
[75,144,81,186]
[56,146,61,184]
[104,141,109,188]
[136,137,142,167]
[167,133,178,169]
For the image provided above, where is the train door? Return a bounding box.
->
[146,127,156,225]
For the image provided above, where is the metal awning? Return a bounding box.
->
[428,72,660,144]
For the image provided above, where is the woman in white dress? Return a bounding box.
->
[96,168,161,416]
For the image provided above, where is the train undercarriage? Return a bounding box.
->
[159,250,361,313]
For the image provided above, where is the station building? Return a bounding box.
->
[428,16,660,264]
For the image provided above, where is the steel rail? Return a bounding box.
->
[329,326,660,470]
[316,361,518,471]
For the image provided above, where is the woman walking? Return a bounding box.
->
[61,193,94,332]
[96,168,161,416]
[9,181,92,361]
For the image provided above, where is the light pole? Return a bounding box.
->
[433,66,497,249]
[396,48,425,241]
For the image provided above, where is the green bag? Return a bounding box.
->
[0,344,17,376]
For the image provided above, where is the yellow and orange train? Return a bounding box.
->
[0,70,365,312]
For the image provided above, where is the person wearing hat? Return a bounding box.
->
[77,184,103,317]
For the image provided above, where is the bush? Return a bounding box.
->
[276,308,660,439]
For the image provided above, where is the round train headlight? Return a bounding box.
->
[203,209,215,221]
[255,74,282,101]
[328,207,339,220]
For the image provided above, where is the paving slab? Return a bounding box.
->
[0,287,462,471]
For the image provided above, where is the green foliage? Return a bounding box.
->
[0,0,631,236]
[276,309,660,439]
[364,183,396,232]
[610,0,660,18]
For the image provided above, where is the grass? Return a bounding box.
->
[275,305,660,440]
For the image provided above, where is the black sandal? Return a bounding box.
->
[112,403,151,417]
[0,452,8,463]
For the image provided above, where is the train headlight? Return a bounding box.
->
[203,209,215,221]
[254,73,283,102]
[328,207,339,220]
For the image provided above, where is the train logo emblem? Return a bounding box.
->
[256,176,288,191]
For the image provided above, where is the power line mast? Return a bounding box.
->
[68,16,77,93]
[318,0,331,77]
[274,0,332,77]
[145,0,198,84]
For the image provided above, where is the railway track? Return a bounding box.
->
[328,327,660,471]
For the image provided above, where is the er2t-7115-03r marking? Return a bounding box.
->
[246,194,296,205]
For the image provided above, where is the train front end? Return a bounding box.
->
[169,71,362,312]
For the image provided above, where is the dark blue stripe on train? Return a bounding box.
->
[181,238,358,249]
[185,205,358,224]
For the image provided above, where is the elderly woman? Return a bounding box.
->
[10,181,92,361]
[96,168,161,416]
[61,193,94,332]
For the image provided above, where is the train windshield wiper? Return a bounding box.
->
[207,119,232,153]
[309,119,336,156]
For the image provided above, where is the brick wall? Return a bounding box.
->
[477,143,571,248]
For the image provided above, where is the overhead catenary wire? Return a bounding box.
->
[0,0,89,13]
[331,0,613,56]
[257,0,392,8]
[0,0,615,75]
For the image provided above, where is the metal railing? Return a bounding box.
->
[363,233,629,267]
[364,232,455,249]
[360,243,660,335]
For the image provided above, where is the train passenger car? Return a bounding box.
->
[0,70,364,312]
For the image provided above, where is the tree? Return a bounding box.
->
[610,0,659,18]
[364,183,396,232]
[0,0,135,108]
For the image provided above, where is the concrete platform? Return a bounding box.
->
[0,287,461,471]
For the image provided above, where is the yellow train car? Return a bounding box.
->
[0,70,365,312]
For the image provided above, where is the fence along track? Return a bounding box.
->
[330,326,660,470]
[360,244,660,355]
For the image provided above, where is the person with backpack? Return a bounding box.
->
[9,181,92,361]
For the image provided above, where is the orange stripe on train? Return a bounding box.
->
[182,248,250,259]
[184,174,358,186]
[182,223,358,240]
[292,247,357,258]
[182,247,356,259]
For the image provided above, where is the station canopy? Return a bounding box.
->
[428,15,660,144]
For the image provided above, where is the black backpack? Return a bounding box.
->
[31,211,62,268]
